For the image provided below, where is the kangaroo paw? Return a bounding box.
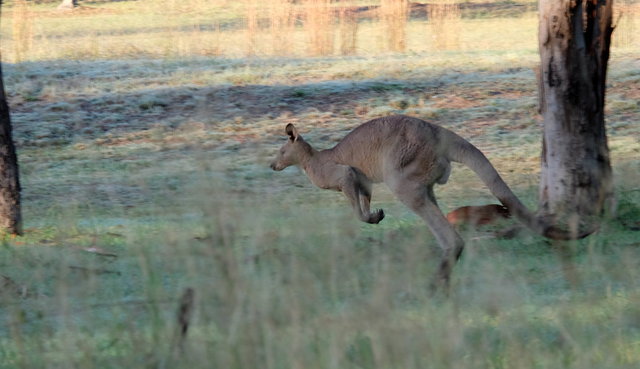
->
[367,209,385,224]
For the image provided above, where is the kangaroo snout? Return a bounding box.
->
[270,161,282,171]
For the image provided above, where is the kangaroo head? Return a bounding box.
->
[270,124,310,171]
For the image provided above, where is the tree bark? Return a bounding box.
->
[0,1,22,235]
[537,0,615,224]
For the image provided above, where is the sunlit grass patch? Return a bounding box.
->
[2,1,638,62]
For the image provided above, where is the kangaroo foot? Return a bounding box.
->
[429,271,451,298]
[367,209,385,224]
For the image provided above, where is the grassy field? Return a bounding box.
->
[1,1,640,368]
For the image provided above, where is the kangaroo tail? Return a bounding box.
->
[443,131,592,240]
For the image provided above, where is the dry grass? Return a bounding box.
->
[338,7,359,55]
[1,1,638,61]
[9,0,33,62]
[304,0,334,56]
[244,0,259,56]
[269,0,296,56]
[614,1,640,48]
[428,0,462,50]
[380,0,408,52]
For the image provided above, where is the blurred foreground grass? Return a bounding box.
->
[1,182,640,368]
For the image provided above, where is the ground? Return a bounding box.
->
[0,1,639,368]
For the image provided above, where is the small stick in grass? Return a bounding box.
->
[175,287,195,353]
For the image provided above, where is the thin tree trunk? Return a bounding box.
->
[0,1,22,235]
[537,0,615,224]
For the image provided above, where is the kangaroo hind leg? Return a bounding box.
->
[388,179,464,289]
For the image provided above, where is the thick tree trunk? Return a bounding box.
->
[57,0,78,10]
[0,2,22,235]
[537,0,615,223]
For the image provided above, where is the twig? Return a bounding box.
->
[621,187,640,193]
[176,287,195,345]
[68,265,121,275]
[72,246,118,258]
[162,287,196,369]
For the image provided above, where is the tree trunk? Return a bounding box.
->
[537,0,615,224]
[57,0,78,10]
[0,1,22,235]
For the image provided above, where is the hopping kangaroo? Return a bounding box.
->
[270,115,591,286]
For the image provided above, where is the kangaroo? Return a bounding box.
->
[446,204,511,227]
[270,115,592,288]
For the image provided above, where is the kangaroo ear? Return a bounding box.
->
[285,123,299,142]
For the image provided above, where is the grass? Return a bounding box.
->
[1,1,640,368]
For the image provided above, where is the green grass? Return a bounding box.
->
[1,1,640,368]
